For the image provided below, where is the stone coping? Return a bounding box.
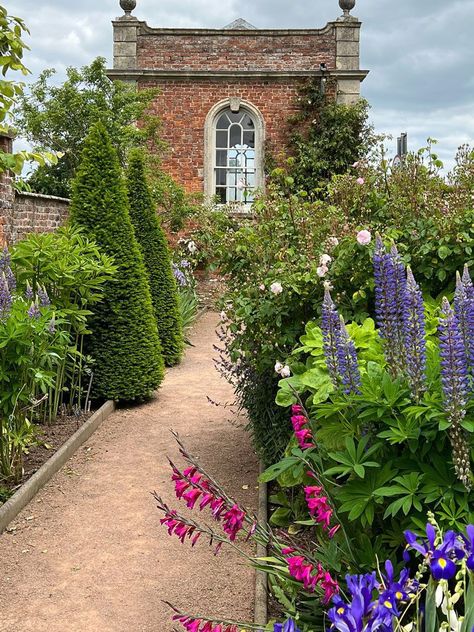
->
[108,69,369,81]
[16,191,71,203]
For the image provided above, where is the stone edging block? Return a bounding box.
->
[0,400,116,535]
[254,461,268,626]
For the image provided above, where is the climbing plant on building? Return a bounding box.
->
[126,149,184,366]
[70,122,164,401]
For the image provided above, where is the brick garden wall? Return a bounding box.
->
[7,192,70,244]
[0,136,70,246]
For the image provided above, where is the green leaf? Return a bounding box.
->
[259,457,300,483]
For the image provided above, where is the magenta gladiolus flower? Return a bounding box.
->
[291,411,315,450]
[321,572,340,604]
[222,505,246,541]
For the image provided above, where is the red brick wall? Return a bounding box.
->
[138,29,336,72]
[136,26,338,194]
[7,192,70,243]
[143,77,304,193]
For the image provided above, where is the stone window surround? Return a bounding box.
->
[204,97,265,204]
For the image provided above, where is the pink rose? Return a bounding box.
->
[356,230,372,245]
[317,265,329,278]
[356,177,365,185]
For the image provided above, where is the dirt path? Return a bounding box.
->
[0,312,258,632]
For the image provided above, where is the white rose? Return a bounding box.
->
[274,361,284,374]
[280,365,291,378]
[317,265,328,278]
[319,253,332,266]
[270,282,283,295]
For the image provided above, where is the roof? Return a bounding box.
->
[223,18,257,30]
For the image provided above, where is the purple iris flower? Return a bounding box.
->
[462,524,474,571]
[404,524,460,580]
[274,620,301,632]
[327,573,377,632]
[377,560,414,614]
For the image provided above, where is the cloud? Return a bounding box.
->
[9,0,474,170]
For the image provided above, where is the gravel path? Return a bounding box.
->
[0,312,258,632]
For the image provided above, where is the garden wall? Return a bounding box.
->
[0,135,70,245]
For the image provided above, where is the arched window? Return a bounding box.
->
[204,100,264,206]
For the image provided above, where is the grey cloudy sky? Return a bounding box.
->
[11,0,474,171]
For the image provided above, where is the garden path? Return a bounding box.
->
[0,312,258,632]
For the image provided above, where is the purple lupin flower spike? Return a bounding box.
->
[373,235,405,376]
[403,268,427,401]
[25,282,34,301]
[0,272,12,320]
[27,300,41,320]
[37,285,51,308]
[337,315,361,395]
[0,247,16,292]
[459,265,474,385]
[439,297,472,489]
[321,287,342,387]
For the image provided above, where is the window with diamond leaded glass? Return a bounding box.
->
[214,109,256,205]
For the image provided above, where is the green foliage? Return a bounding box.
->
[284,80,375,194]
[0,5,58,175]
[271,298,474,563]
[0,227,114,481]
[70,122,164,401]
[216,141,474,463]
[126,150,183,366]
[14,57,161,195]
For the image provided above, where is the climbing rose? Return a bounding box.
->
[270,282,283,295]
[317,265,328,278]
[356,177,365,185]
[356,230,371,245]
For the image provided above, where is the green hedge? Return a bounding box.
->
[126,150,183,366]
[70,122,164,401]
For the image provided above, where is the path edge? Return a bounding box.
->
[254,461,268,627]
[0,400,116,535]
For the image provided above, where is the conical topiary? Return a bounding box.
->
[70,122,164,401]
[126,150,184,366]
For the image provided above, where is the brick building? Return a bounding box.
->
[108,0,368,206]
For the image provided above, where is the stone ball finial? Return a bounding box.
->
[339,0,356,16]
[120,0,137,15]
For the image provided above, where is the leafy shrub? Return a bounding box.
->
[126,150,183,366]
[70,122,164,401]
[216,143,474,461]
[272,238,474,565]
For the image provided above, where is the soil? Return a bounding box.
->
[1,414,92,504]
[0,312,259,632]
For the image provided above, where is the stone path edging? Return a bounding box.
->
[254,462,268,627]
[0,400,115,535]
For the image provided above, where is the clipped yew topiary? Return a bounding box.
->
[126,150,184,366]
[70,122,164,401]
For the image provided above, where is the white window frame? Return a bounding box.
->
[204,98,265,208]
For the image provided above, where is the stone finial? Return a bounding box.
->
[120,0,137,16]
[339,0,356,16]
